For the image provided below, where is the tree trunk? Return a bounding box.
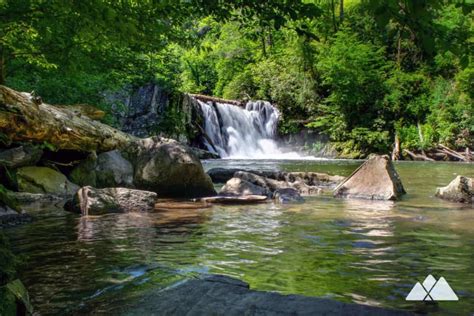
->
[0,46,5,85]
[391,133,400,161]
[0,85,136,152]
[339,0,344,22]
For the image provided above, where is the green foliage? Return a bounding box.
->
[0,231,18,286]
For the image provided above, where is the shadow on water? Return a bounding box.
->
[6,160,474,315]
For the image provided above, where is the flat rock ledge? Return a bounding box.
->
[117,274,411,316]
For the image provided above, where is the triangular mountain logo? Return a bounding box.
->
[406,275,458,301]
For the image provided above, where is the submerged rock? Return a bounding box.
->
[17,166,79,196]
[273,188,304,204]
[435,175,473,204]
[124,137,216,198]
[66,186,158,215]
[0,145,43,169]
[200,195,268,204]
[219,177,268,196]
[115,274,411,316]
[334,155,405,200]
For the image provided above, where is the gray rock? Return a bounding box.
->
[17,166,79,196]
[69,152,98,187]
[219,177,268,196]
[201,195,268,204]
[235,171,322,196]
[66,186,158,215]
[435,175,473,204]
[334,155,406,200]
[273,188,305,204]
[191,147,220,159]
[113,274,411,316]
[96,150,134,187]
[0,145,43,168]
[124,137,216,198]
[207,168,344,188]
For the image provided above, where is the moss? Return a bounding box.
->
[0,184,20,212]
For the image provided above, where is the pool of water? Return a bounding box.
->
[6,160,474,315]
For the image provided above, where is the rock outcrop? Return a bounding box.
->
[219,178,268,196]
[0,145,43,169]
[273,188,305,204]
[124,137,216,198]
[334,155,406,200]
[111,274,411,316]
[66,186,158,215]
[435,175,473,204]
[207,168,344,188]
[17,166,79,196]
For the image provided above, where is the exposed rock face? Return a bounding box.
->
[66,186,158,215]
[0,145,43,168]
[334,155,406,200]
[273,188,304,204]
[69,150,134,188]
[234,171,322,195]
[219,178,268,196]
[115,274,411,316]
[106,83,170,138]
[435,176,473,204]
[17,166,79,196]
[207,168,344,188]
[123,137,216,198]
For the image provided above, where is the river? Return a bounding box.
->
[7,159,474,315]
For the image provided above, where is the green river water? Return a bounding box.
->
[6,159,474,315]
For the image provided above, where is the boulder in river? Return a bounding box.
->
[0,145,43,169]
[200,195,268,204]
[124,137,216,198]
[333,155,406,200]
[17,166,79,196]
[273,188,304,204]
[66,186,158,215]
[435,175,473,204]
[219,177,268,196]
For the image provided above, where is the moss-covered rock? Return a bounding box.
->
[17,166,79,196]
[69,153,98,187]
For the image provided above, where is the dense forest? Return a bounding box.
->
[1,0,472,158]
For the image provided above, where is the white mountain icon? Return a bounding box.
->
[406,275,458,301]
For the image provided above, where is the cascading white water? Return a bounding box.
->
[197,99,309,159]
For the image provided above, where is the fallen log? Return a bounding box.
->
[403,149,435,161]
[438,144,468,162]
[189,93,244,107]
[0,85,136,152]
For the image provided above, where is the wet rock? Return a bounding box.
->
[69,153,98,187]
[66,186,158,215]
[273,188,304,204]
[117,274,411,316]
[334,155,406,200]
[207,168,344,188]
[200,195,268,204]
[17,166,79,196]
[234,171,322,195]
[0,145,43,168]
[124,137,216,198]
[219,178,268,196]
[0,206,31,228]
[435,175,473,204]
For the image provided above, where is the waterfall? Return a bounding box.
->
[197,99,308,159]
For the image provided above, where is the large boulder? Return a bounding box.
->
[17,166,79,196]
[334,155,406,200]
[435,176,473,204]
[69,150,134,188]
[66,186,158,215]
[219,178,268,196]
[124,137,216,198]
[0,145,43,169]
